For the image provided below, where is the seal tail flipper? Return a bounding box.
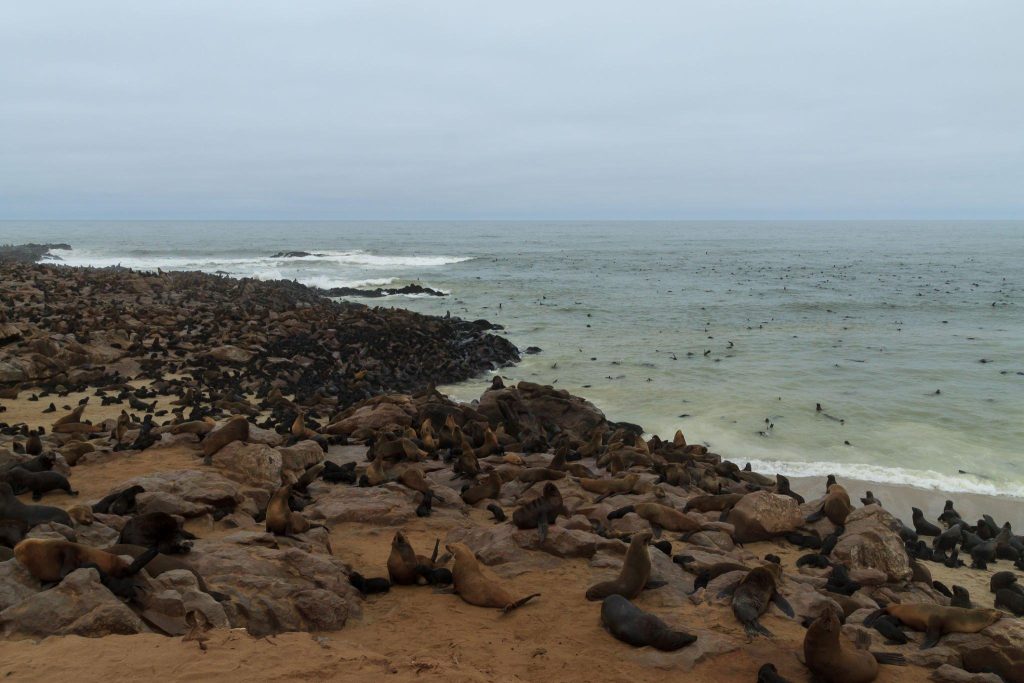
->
[430,538,440,564]
[606,505,636,521]
[805,504,826,523]
[744,620,773,638]
[871,652,906,666]
[126,546,161,576]
[920,615,943,650]
[502,593,541,614]
[772,593,795,618]
[863,608,886,627]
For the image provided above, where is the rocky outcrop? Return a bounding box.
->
[727,491,804,542]
[832,504,911,582]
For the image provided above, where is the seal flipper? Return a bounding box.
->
[805,504,826,523]
[744,619,773,638]
[430,538,440,564]
[650,523,663,539]
[537,517,549,544]
[921,615,943,650]
[125,546,161,576]
[871,652,906,666]
[771,592,795,618]
[644,579,668,590]
[863,608,886,627]
[607,505,636,521]
[501,592,540,614]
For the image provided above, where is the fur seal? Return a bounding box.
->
[14,538,159,591]
[201,415,249,461]
[105,543,224,600]
[120,512,194,554]
[461,471,502,505]
[4,466,77,500]
[721,564,794,637]
[807,483,853,526]
[600,594,696,650]
[995,588,1024,616]
[0,482,71,527]
[512,482,568,542]
[0,518,28,548]
[92,484,144,515]
[585,531,652,601]
[387,531,447,585]
[866,604,1003,648]
[265,484,314,536]
[608,502,704,536]
[911,507,941,536]
[806,607,905,683]
[579,474,637,497]
[684,493,744,513]
[446,542,539,611]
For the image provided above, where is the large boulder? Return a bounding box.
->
[208,345,254,364]
[276,440,324,474]
[185,541,361,636]
[832,504,911,582]
[477,381,607,448]
[0,568,145,639]
[211,441,283,490]
[727,491,804,542]
[121,469,244,518]
[324,398,415,435]
[0,560,40,611]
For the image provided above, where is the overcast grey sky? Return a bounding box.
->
[1,1,1022,220]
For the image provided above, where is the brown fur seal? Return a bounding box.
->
[201,415,249,460]
[579,474,637,496]
[806,606,905,683]
[720,564,794,637]
[511,482,568,542]
[447,542,539,611]
[684,493,743,513]
[608,502,703,536]
[600,594,697,651]
[807,483,853,526]
[516,467,566,484]
[585,531,653,601]
[461,471,502,505]
[265,484,313,536]
[4,466,77,500]
[105,543,224,600]
[15,538,158,584]
[387,531,439,585]
[867,603,1003,648]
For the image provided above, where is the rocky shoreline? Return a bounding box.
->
[0,262,1020,682]
[0,243,71,263]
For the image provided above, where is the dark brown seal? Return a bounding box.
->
[806,606,905,683]
[721,564,793,637]
[585,531,653,601]
[600,594,697,650]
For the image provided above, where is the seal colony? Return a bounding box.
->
[0,260,1021,683]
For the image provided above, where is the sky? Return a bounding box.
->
[1,1,1022,220]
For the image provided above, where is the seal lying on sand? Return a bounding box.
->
[600,594,696,650]
[805,606,905,683]
[446,542,539,612]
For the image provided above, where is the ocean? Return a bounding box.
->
[2,220,1022,497]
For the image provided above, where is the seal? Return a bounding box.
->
[600,594,697,651]
[806,606,905,683]
[995,588,1024,616]
[585,531,653,601]
[461,471,502,506]
[806,483,853,526]
[912,507,941,536]
[683,493,744,513]
[720,564,794,637]
[201,415,249,461]
[0,482,72,527]
[608,502,704,536]
[512,482,568,542]
[0,518,28,548]
[579,474,637,497]
[92,484,145,515]
[14,538,159,594]
[105,543,226,601]
[4,466,78,500]
[866,604,1003,648]
[120,512,195,554]
[387,531,446,585]
[265,484,314,536]
[446,542,539,611]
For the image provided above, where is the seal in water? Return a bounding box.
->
[446,542,539,612]
[585,531,653,601]
[600,594,696,650]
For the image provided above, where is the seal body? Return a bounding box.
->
[805,608,880,683]
[15,538,136,582]
[601,595,696,650]
[0,483,71,527]
[447,542,538,611]
[585,531,652,601]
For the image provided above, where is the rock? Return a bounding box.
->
[931,664,1004,683]
[476,381,606,448]
[121,470,244,518]
[849,567,888,586]
[73,522,121,548]
[325,400,414,435]
[727,491,804,542]
[186,541,361,636]
[211,441,283,489]
[0,560,40,611]
[631,628,740,671]
[304,483,415,526]
[833,505,912,582]
[276,440,324,474]
[140,569,229,629]
[26,522,76,542]
[0,568,145,639]
[208,345,254,364]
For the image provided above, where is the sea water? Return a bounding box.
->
[2,220,1021,497]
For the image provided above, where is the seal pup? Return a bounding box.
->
[866,603,1003,649]
[92,485,144,515]
[585,531,653,601]
[806,606,905,683]
[720,564,794,637]
[756,663,792,683]
[995,588,1024,616]
[446,542,539,612]
[860,491,881,507]
[600,594,696,651]
[512,482,568,543]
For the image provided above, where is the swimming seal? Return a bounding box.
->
[720,564,794,637]
[446,542,539,612]
[0,483,71,527]
[866,603,1003,649]
[585,531,653,601]
[600,594,696,650]
[805,606,905,683]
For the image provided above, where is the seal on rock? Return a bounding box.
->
[600,594,697,650]
[865,603,1003,649]
[720,564,794,637]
